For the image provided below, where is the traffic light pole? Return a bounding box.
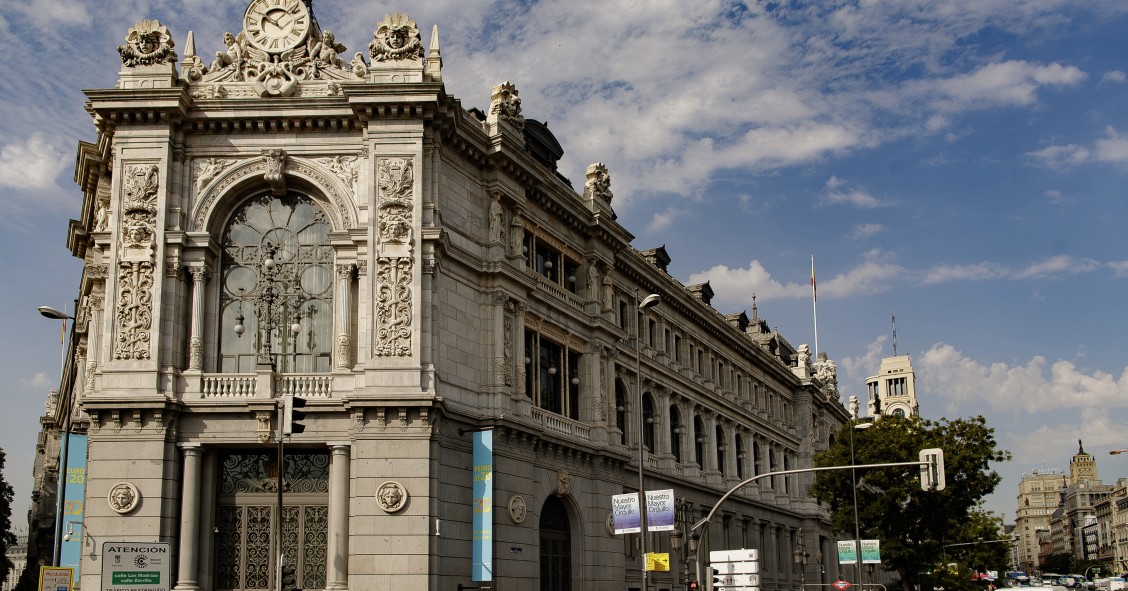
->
[277,398,285,591]
[689,456,940,588]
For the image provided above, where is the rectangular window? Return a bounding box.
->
[524,330,581,419]
[674,335,682,362]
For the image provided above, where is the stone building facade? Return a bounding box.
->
[37,3,851,590]
[1014,469,1067,572]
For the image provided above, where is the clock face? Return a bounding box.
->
[244,0,310,52]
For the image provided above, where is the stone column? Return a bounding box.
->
[703,412,719,482]
[334,263,354,370]
[326,443,351,591]
[173,444,203,590]
[187,265,208,371]
[655,387,672,461]
[512,302,527,401]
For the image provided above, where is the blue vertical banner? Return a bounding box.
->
[472,429,493,582]
[59,433,88,579]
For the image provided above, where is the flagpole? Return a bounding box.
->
[811,255,818,359]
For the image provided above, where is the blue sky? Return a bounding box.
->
[2,0,1128,525]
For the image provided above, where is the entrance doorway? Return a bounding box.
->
[539,495,572,591]
[214,450,329,591]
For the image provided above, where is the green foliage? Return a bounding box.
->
[0,449,16,576]
[1039,553,1074,575]
[809,416,1011,591]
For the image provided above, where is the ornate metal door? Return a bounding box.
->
[215,450,329,591]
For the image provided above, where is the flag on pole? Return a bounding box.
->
[810,256,816,302]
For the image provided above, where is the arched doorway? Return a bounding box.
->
[539,495,572,591]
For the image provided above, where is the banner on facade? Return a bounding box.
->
[60,434,88,579]
[472,429,493,582]
[837,540,858,564]
[860,539,881,564]
[645,489,676,532]
[612,493,641,534]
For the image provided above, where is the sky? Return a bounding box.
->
[2,0,1128,527]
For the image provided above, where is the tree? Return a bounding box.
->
[0,449,16,576]
[809,415,1011,591]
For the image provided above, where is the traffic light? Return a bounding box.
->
[283,395,306,435]
[919,448,946,491]
[280,564,299,591]
[687,581,699,590]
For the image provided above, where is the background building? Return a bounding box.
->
[864,355,918,419]
[27,4,853,590]
[1015,469,1067,572]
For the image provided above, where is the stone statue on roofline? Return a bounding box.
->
[369,13,424,62]
[118,19,178,67]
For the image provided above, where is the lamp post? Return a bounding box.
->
[636,290,661,590]
[794,527,808,591]
[233,241,302,591]
[38,304,75,567]
[850,421,872,584]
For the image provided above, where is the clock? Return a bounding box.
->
[243,0,311,52]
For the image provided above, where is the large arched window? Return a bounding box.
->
[716,425,726,476]
[669,406,682,463]
[642,393,655,452]
[219,194,334,373]
[693,415,705,467]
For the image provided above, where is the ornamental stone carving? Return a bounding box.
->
[193,158,232,193]
[369,13,424,62]
[317,156,359,196]
[115,164,159,360]
[489,82,525,131]
[108,481,141,514]
[508,495,527,524]
[584,162,613,205]
[263,149,287,195]
[556,470,572,497]
[377,158,414,245]
[118,20,178,67]
[375,257,412,357]
[376,480,408,513]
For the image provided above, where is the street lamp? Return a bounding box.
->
[794,528,808,591]
[850,420,872,585]
[38,304,75,567]
[636,290,660,590]
[232,241,303,591]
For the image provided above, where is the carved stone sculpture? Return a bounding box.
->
[118,20,178,67]
[376,481,408,513]
[489,82,525,131]
[584,162,613,205]
[108,481,141,514]
[369,13,424,62]
[263,149,287,195]
[115,164,159,360]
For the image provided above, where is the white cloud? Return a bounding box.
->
[921,262,1006,284]
[0,133,67,191]
[8,0,91,28]
[1109,260,1128,277]
[822,177,891,208]
[918,343,1128,416]
[1101,70,1127,84]
[646,208,686,234]
[22,373,50,389]
[1092,127,1128,164]
[1044,189,1069,205]
[924,60,1087,112]
[1028,127,1128,169]
[689,250,903,307]
[849,223,884,239]
[1012,255,1101,280]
